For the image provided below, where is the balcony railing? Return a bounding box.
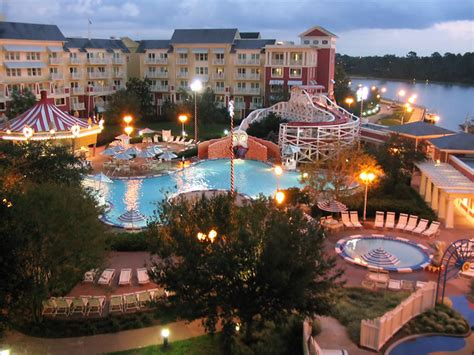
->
[112,57,124,64]
[91,85,114,94]
[71,87,84,95]
[88,71,109,79]
[71,102,85,111]
[87,57,111,65]
[214,87,225,94]
[216,102,226,108]
[212,58,225,65]
[233,87,260,95]
[145,58,168,65]
[54,87,67,96]
[146,71,168,79]
[235,58,260,65]
[51,73,64,80]
[49,57,63,65]
[69,57,82,65]
[150,85,169,92]
[289,59,303,66]
[70,72,82,80]
[234,102,246,110]
[176,58,188,65]
[176,72,189,78]
[212,72,225,80]
[112,71,125,78]
[235,73,260,80]
[271,59,285,65]
[250,102,263,109]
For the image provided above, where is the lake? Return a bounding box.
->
[350,78,474,132]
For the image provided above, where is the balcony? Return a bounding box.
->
[91,85,114,94]
[235,73,260,80]
[112,57,124,64]
[71,87,84,95]
[54,87,68,96]
[234,102,246,110]
[233,87,260,95]
[115,85,126,91]
[176,58,188,65]
[69,57,83,65]
[87,57,111,65]
[250,102,263,109]
[72,102,85,111]
[212,58,225,65]
[150,85,169,92]
[235,58,260,65]
[146,71,168,79]
[214,86,225,94]
[49,57,63,65]
[176,72,189,78]
[289,59,303,66]
[216,101,226,109]
[212,72,225,80]
[51,73,64,80]
[112,71,125,78]
[145,58,168,65]
[70,72,82,80]
[88,71,109,79]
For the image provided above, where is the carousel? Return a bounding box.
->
[0,90,103,154]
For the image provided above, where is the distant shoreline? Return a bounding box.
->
[349,75,474,87]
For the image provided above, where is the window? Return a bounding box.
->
[148,67,157,74]
[179,53,187,60]
[180,68,188,74]
[216,81,224,89]
[147,53,156,60]
[195,53,208,61]
[251,68,260,75]
[160,80,168,87]
[180,80,188,88]
[195,67,208,75]
[271,67,283,77]
[291,53,302,62]
[0,102,5,111]
[26,52,41,60]
[97,67,106,73]
[113,52,121,59]
[237,68,246,75]
[237,82,246,89]
[274,53,284,62]
[304,40,310,44]
[6,68,21,77]
[250,53,260,60]
[322,40,328,44]
[27,68,42,76]
[270,84,283,93]
[55,98,66,106]
[290,68,302,77]
[70,53,78,59]
[5,52,20,60]
[313,40,319,44]
[159,52,167,59]
[114,80,122,87]
[216,67,224,74]
[70,82,79,88]
[215,53,224,60]
[237,53,246,60]
[250,83,260,89]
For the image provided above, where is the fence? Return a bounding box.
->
[360,281,437,351]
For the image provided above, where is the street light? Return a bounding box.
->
[401,103,413,124]
[359,171,376,221]
[274,165,283,190]
[356,86,369,116]
[275,190,285,205]
[124,125,134,137]
[397,90,406,103]
[161,328,170,348]
[178,114,188,136]
[381,87,387,93]
[197,229,218,243]
[344,97,354,108]
[190,79,203,141]
[123,115,133,125]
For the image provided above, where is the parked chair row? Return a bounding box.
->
[374,211,440,238]
[42,296,106,317]
[84,267,151,286]
[362,278,427,291]
[109,288,167,313]
[341,211,363,228]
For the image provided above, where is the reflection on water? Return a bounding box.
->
[124,179,142,210]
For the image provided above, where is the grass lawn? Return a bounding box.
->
[109,334,221,355]
[378,108,413,126]
[331,287,410,344]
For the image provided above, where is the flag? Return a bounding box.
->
[88,19,92,24]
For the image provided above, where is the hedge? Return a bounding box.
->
[107,231,152,251]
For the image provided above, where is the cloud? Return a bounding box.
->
[121,2,139,17]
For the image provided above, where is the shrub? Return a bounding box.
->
[107,231,151,251]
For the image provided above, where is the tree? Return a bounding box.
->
[246,112,285,142]
[334,61,353,105]
[6,87,36,118]
[301,147,382,202]
[148,194,342,344]
[125,78,155,120]
[104,89,141,124]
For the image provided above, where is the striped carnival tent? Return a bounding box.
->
[0,90,103,142]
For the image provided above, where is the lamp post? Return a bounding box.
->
[124,125,134,137]
[360,171,376,221]
[401,103,413,125]
[275,190,285,205]
[274,165,283,190]
[397,89,406,104]
[190,79,203,141]
[344,97,354,109]
[356,86,369,116]
[161,328,170,349]
[178,114,188,136]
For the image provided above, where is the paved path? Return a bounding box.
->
[4,319,206,355]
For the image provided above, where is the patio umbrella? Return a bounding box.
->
[109,140,122,147]
[136,149,156,159]
[317,199,348,213]
[282,144,300,155]
[118,209,147,228]
[114,152,133,160]
[159,151,178,161]
[124,146,141,155]
[147,145,163,155]
[139,128,155,135]
[101,147,121,156]
[90,172,113,184]
[115,134,130,141]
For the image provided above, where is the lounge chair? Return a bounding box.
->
[83,269,98,283]
[137,268,150,284]
[109,295,123,313]
[42,298,57,316]
[70,297,87,316]
[55,297,72,317]
[119,268,132,286]
[136,291,152,308]
[184,139,194,146]
[124,293,139,311]
[87,296,106,316]
[374,211,385,228]
[385,212,396,229]
[148,288,166,300]
[404,215,419,232]
[401,280,415,291]
[395,213,408,230]
[422,221,440,238]
[416,281,427,289]
[413,219,429,235]
[98,268,115,285]
[388,279,402,291]
[341,212,353,228]
[350,211,363,228]
[361,279,375,290]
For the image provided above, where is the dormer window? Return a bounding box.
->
[313,40,319,44]
[322,40,328,44]
[304,40,310,44]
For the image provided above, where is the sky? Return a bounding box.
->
[2,0,473,56]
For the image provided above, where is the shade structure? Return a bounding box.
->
[114,152,133,160]
[159,151,178,161]
[90,172,113,184]
[115,134,130,141]
[101,146,123,156]
[118,209,146,223]
[109,140,122,147]
[282,144,300,155]
[317,199,348,213]
[147,145,163,155]
[0,90,102,141]
[124,146,141,155]
[139,128,155,135]
[136,149,156,159]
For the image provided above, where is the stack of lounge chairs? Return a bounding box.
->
[373,211,440,238]
[341,211,363,228]
[42,296,107,317]
[85,268,152,287]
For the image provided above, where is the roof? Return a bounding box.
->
[136,40,171,53]
[171,28,238,44]
[64,37,130,53]
[299,26,337,38]
[416,161,474,191]
[232,39,276,51]
[0,21,65,41]
[388,121,455,137]
[428,132,474,151]
[240,32,260,39]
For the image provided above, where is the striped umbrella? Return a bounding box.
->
[109,140,122,147]
[114,152,133,160]
[118,209,146,223]
[91,172,113,184]
[101,147,120,156]
[159,151,178,161]
[139,128,155,135]
[136,149,156,159]
[317,199,348,213]
[147,145,163,155]
[282,144,300,155]
[124,146,141,155]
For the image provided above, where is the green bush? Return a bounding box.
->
[107,231,152,251]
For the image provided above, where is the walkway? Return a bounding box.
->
[4,319,207,355]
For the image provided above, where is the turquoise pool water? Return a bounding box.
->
[86,159,303,228]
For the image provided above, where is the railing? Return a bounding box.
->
[49,57,63,65]
[51,73,63,80]
[145,58,168,65]
[212,58,225,65]
[176,58,188,65]
[150,85,169,92]
[112,71,125,78]
[176,72,189,78]
[71,87,84,95]
[88,71,109,79]
[234,87,260,95]
[289,59,303,66]
[212,73,225,80]
[87,57,111,65]
[235,73,260,80]
[112,57,124,64]
[71,102,85,111]
[53,87,67,95]
[146,71,168,79]
[215,102,226,108]
[271,59,284,65]
[360,282,436,351]
[70,72,82,80]
[69,57,82,65]
[235,58,260,65]
[92,85,114,94]
[214,87,225,94]
[234,102,246,110]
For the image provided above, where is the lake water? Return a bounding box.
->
[350,78,474,132]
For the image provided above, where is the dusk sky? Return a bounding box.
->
[2,0,473,56]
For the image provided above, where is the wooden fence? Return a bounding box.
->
[360,281,437,351]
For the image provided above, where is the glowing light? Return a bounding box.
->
[371,85,376,91]
[274,166,283,176]
[398,90,406,97]
[224,129,229,135]
[344,97,354,105]
[49,129,56,135]
[302,172,309,179]
[197,232,205,241]
[381,87,387,93]
[23,126,34,139]
[275,190,285,204]
[190,79,203,92]
[433,115,440,122]
[124,126,134,136]
[178,114,188,123]
[123,115,133,125]
[99,119,105,129]
[360,171,376,182]
[161,329,170,338]
[208,229,217,243]
[71,124,80,137]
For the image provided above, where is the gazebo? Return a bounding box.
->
[0,90,103,154]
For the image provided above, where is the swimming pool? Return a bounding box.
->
[335,234,431,272]
[85,159,303,228]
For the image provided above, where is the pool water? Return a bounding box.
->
[86,159,303,228]
[337,235,431,272]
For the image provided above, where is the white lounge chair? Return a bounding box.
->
[136,291,152,308]
[70,297,87,316]
[42,298,57,316]
[119,268,132,285]
[55,297,72,317]
[422,221,440,238]
[153,135,160,143]
[404,215,419,232]
[109,295,123,313]
[374,211,385,228]
[124,293,139,311]
[388,279,402,291]
[341,212,353,228]
[87,296,106,316]
[385,212,395,229]
[350,211,363,228]
[98,268,115,285]
[413,219,429,234]
[137,268,150,284]
[83,269,98,283]
[395,213,408,230]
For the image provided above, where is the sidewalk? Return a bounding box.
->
[4,319,207,355]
